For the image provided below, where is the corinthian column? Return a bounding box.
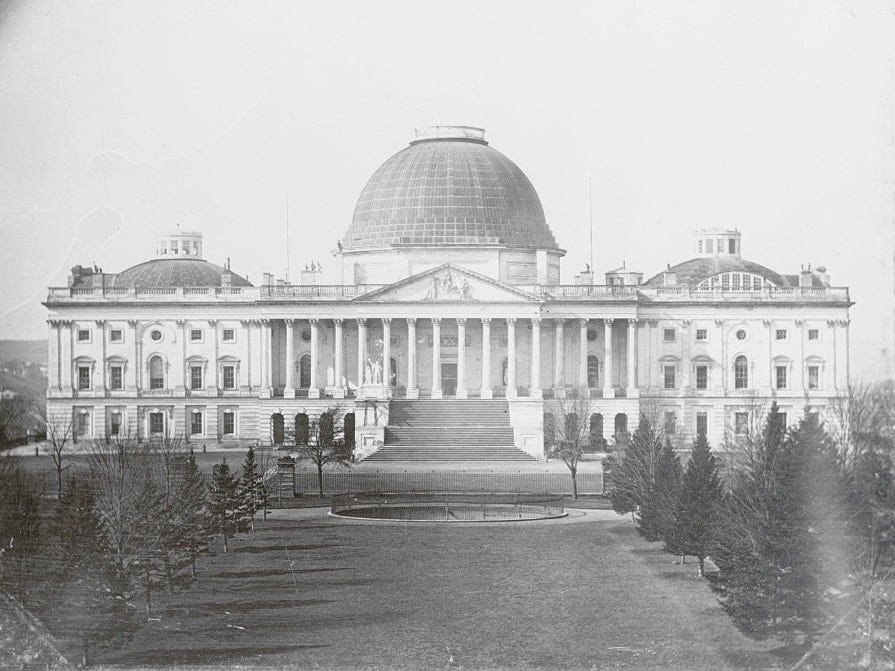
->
[284,319,295,398]
[480,318,492,399]
[333,319,345,398]
[382,318,391,398]
[309,319,320,398]
[602,319,613,398]
[357,318,367,398]
[431,318,442,399]
[553,319,564,398]
[506,318,517,399]
[530,318,542,399]
[406,318,418,398]
[456,318,467,399]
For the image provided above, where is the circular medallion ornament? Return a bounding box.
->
[736,329,747,341]
[151,329,163,342]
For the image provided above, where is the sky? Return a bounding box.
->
[0,0,892,380]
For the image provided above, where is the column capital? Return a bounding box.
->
[627,318,638,326]
[94,319,105,327]
[283,318,295,327]
[176,319,187,327]
[481,317,491,326]
[239,319,251,327]
[795,319,804,326]
[762,319,773,327]
[431,317,441,326]
[531,317,541,326]
[382,317,391,326]
[457,317,467,326]
[714,319,724,327]
[406,317,416,327]
[333,318,343,326]
[603,318,614,327]
[47,319,61,328]
[127,319,139,329]
[681,318,692,326]
[260,319,271,327]
[207,319,218,327]
[553,318,564,328]
[579,318,588,327]
[357,317,367,326]
[506,317,516,326]
[309,318,319,326]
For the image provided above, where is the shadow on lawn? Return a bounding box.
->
[231,543,338,554]
[212,567,349,579]
[109,643,330,666]
[163,598,334,616]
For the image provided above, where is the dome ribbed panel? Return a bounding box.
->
[111,259,253,289]
[344,140,557,250]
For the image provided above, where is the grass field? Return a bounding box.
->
[96,510,778,670]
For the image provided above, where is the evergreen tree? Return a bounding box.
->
[178,449,213,579]
[639,437,682,543]
[709,405,842,645]
[606,415,664,520]
[667,433,724,576]
[208,458,241,552]
[239,446,260,531]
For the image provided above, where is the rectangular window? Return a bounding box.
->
[190,366,203,390]
[695,328,708,341]
[728,238,736,254]
[222,365,235,390]
[706,239,714,254]
[664,411,676,436]
[695,365,708,390]
[731,273,741,291]
[222,328,235,342]
[776,413,788,430]
[697,240,703,253]
[78,412,90,437]
[77,329,90,342]
[190,412,203,435]
[663,328,676,343]
[110,412,121,436]
[721,274,730,290]
[77,366,91,390]
[775,329,787,341]
[808,329,819,341]
[734,412,748,435]
[808,366,819,389]
[696,412,708,437]
[149,412,164,435]
[110,366,123,390]
[664,365,676,389]
[222,411,235,435]
[109,329,123,343]
[776,365,788,389]
[190,329,203,342]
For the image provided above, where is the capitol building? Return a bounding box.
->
[44,126,852,460]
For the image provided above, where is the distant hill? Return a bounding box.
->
[0,340,47,365]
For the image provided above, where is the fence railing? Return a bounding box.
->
[290,469,602,496]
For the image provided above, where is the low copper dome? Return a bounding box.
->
[111,258,253,289]
[343,127,559,251]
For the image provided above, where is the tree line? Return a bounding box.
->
[606,385,895,668]
[0,433,270,667]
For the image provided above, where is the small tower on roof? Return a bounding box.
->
[693,228,741,258]
[605,261,642,287]
[156,230,203,259]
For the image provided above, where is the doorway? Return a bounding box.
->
[441,363,457,397]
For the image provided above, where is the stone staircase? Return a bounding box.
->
[362,400,537,462]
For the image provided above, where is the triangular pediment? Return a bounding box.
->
[355,264,540,303]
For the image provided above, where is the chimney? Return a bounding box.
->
[262,272,273,286]
[221,270,232,288]
[799,268,814,288]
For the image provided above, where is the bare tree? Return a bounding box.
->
[827,381,892,478]
[546,395,595,498]
[35,405,74,500]
[292,405,352,497]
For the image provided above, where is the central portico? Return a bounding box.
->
[262,263,639,405]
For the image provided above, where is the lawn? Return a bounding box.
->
[97,511,777,670]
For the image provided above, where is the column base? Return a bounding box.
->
[309,388,321,399]
[456,388,468,399]
[603,387,614,399]
[260,387,272,399]
[480,387,493,399]
[530,388,543,400]
[554,387,566,398]
[331,387,346,399]
[406,387,420,399]
[627,388,640,398]
[506,388,518,399]
[431,388,443,399]
[284,387,296,399]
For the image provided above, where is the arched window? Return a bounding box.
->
[614,413,628,445]
[299,355,311,389]
[271,413,285,445]
[295,413,309,445]
[734,355,748,389]
[343,413,355,449]
[149,355,164,390]
[589,413,604,451]
[389,358,398,387]
[587,355,599,388]
[543,412,556,447]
